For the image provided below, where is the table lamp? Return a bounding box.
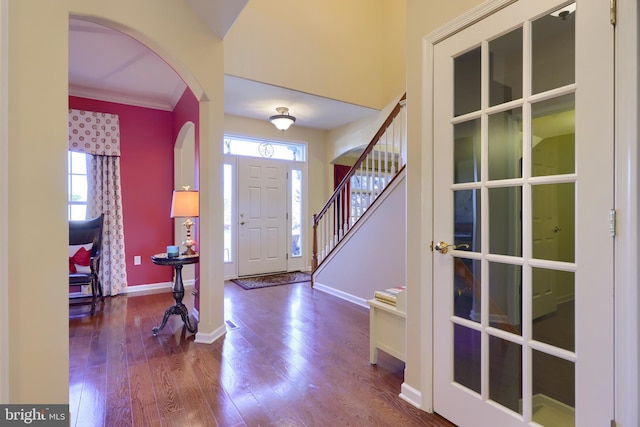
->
[171,186,199,255]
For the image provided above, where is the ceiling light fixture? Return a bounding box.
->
[269,107,296,131]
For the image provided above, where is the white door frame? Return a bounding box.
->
[0,0,9,403]
[223,155,237,279]
[613,0,639,425]
[418,0,639,425]
[224,154,308,278]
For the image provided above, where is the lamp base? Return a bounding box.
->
[182,218,197,256]
[182,247,197,256]
[182,237,197,256]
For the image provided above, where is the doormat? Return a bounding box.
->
[231,271,311,290]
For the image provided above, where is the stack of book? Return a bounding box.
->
[374,285,406,310]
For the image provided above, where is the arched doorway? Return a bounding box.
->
[174,122,196,284]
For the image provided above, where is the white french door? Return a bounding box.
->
[432,1,614,426]
[237,156,287,276]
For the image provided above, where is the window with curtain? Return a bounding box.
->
[68,109,128,296]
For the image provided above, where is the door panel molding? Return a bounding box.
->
[238,156,287,276]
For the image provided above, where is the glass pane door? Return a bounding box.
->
[432,1,613,426]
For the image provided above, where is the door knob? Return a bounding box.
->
[435,241,470,254]
[240,221,246,225]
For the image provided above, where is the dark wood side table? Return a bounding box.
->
[151,252,199,336]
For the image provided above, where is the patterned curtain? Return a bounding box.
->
[68,109,128,296]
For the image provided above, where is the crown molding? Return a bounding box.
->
[69,83,186,112]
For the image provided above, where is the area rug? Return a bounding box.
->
[231,271,311,290]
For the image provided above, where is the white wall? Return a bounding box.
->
[224,0,406,110]
[327,93,404,163]
[314,172,406,305]
[404,0,485,410]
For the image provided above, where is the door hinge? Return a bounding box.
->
[609,209,616,236]
[286,253,289,260]
[610,0,617,26]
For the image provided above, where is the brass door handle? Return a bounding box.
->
[435,241,470,254]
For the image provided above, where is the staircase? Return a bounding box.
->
[312,94,407,283]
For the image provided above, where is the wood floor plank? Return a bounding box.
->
[70,281,455,426]
[166,351,219,426]
[73,364,107,427]
[104,360,132,427]
[189,347,245,426]
[129,362,162,427]
[124,313,148,366]
[147,355,185,422]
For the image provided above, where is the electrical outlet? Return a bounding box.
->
[134,255,141,265]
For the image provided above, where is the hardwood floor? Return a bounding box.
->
[69,281,455,427]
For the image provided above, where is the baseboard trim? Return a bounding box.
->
[557,294,575,305]
[194,323,226,344]
[124,279,195,295]
[313,282,368,309]
[400,382,422,409]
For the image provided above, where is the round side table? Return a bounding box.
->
[151,253,199,336]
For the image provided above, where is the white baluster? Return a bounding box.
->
[343,185,349,234]
[384,128,390,182]
[368,153,374,207]
[323,215,329,259]
[337,192,343,240]
[400,100,407,168]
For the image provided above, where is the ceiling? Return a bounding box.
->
[68,17,378,131]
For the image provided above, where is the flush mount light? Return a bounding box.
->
[269,107,296,131]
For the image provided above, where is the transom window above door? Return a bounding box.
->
[223,135,306,162]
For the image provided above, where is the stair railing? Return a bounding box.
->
[312,94,407,275]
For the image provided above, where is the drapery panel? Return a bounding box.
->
[87,155,128,295]
[68,109,128,296]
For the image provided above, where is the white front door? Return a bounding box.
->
[432,1,614,426]
[238,157,287,276]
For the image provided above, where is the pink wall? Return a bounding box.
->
[69,96,175,286]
